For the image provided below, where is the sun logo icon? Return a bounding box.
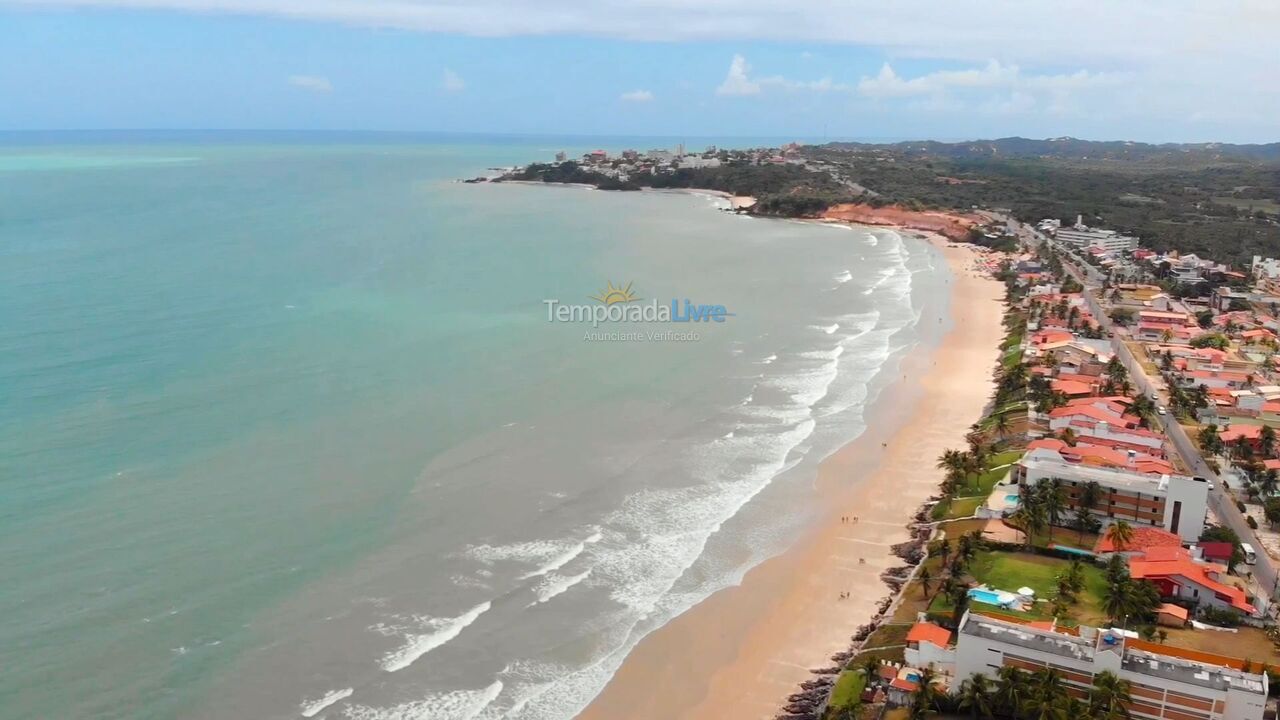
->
[591,281,640,305]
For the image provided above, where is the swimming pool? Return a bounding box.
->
[1051,545,1096,557]
[1004,493,1020,504]
[968,589,1005,606]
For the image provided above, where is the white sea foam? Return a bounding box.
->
[344,680,502,720]
[530,569,592,606]
[379,601,491,672]
[301,687,353,718]
[468,531,602,582]
[834,269,852,283]
[760,353,777,364]
[814,323,839,334]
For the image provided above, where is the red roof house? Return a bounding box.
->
[1129,546,1255,615]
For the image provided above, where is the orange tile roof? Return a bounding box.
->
[1158,603,1189,621]
[1221,425,1264,442]
[1049,405,1124,421]
[1052,379,1095,396]
[1130,547,1254,614]
[906,622,952,648]
[1094,526,1183,553]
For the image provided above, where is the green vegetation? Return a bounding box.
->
[803,138,1280,265]
[506,160,857,215]
[930,551,1110,624]
[826,669,867,718]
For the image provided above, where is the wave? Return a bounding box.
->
[530,569,592,606]
[834,270,852,283]
[300,687,353,718]
[759,353,777,365]
[468,530,602,582]
[345,680,503,720]
[380,601,491,673]
[813,323,839,335]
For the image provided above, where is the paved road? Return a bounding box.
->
[1008,219,1280,600]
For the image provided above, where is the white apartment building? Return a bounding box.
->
[955,612,1267,720]
[1055,226,1140,253]
[1016,449,1209,542]
[1251,256,1280,280]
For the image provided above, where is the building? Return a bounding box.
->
[954,612,1268,720]
[1015,448,1208,542]
[1055,224,1140,253]
[905,622,954,671]
[1129,546,1257,616]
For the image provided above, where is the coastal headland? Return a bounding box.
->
[822,204,982,243]
[576,234,1006,720]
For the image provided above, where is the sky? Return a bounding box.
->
[0,1,1277,143]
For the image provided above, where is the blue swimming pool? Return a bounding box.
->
[1004,494,1020,504]
[968,589,1004,605]
[1052,545,1097,557]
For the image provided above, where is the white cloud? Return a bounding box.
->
[441,68,465,92]
[12,0,1280,138]
[287,75,332,93]
[716,55,844,96]
[715,54,759,96]
[619,89,653,102]
[856,60,1123,116]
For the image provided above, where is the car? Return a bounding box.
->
[1156,406,1167,415]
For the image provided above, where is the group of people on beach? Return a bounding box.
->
[839,515,858,523]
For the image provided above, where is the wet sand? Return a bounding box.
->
[575,234,1005,720]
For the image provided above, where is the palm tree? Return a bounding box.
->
[1262,424,1278,458]
[994,666,1028,717]
[1089,670,1132,719]
[993,411,1012,439]
[969,437,992,471]
[937,449,968,484]
[1022,668,1069,720]
[909,666,940,720]
[1073,481,1104,541]
[1042,478,1068,540]
[1105,520,1134,551]
[1260,469,1279,499]
[919,566,933,599]
[1019,496,1049,549]
[956,673,995,719]
[1103,578,1132,624]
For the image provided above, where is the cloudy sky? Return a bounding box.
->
[1,1,1276,142]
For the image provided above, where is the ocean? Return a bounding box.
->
[0,133,953,720]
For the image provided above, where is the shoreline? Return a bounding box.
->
[575,233,1006,720]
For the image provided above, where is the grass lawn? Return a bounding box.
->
[862,623,911,650]
[944,496,985,519]
[929,550,1110,625]
[955,450,1023,498]
[827,669,866,714]
[1001,347,1025,370]
[850,645,904,667]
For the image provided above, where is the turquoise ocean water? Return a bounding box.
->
[0,133,952,720]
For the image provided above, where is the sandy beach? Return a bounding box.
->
[576,233,1006,720]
